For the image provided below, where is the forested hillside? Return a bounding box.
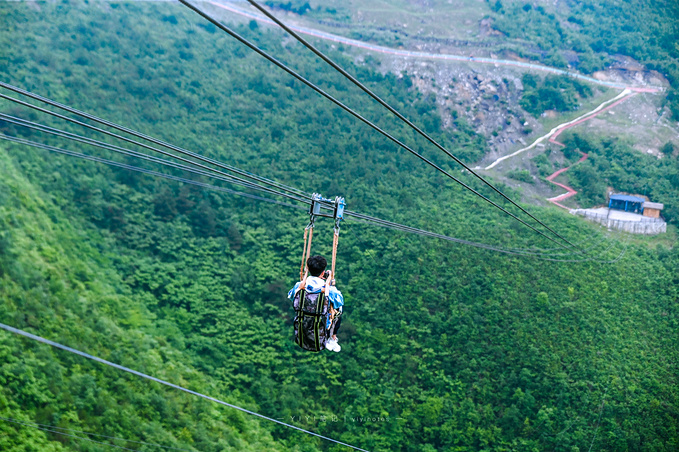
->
[1,2,678,451]
[490,0,679,118]
[558,133,679,224]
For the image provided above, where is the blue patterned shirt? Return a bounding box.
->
[288,276,344,310]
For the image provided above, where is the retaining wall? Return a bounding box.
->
[571,209,667,235]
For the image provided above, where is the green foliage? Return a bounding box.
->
[490,0,679,118]
[564,133,678,223]
[506,169,534,184]
[264,1,313,16]
[0,2,677,452]
[520,74,593,116]
[660,141,675,156]
[531,153,553,177]
[491,0,503,13]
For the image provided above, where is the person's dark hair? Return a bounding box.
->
[307,255,327,277]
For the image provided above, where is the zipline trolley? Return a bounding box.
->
[298,193,345,283]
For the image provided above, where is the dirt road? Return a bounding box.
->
[484,89,636,170]
[210,1,661,92]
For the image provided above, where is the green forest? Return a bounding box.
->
[519,74,593,116]
[561,133,679,223]
[489,0,679,119]
[0,2,677,451]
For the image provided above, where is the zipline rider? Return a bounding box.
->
[288,255,344,352]
[288,194,345,353]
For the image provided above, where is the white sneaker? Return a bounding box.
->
[325,339,341,352]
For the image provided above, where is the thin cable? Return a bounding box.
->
[347,210,609,257]
[509,228,607,254]
[355,218,627,263]
[244,0,582,252]
[1,134,619,260]
[0,113,283,195]
[0,92,311,205]
[0,135,306,210]
[1,416,140,451]
[174,3,582,255]
[0,82,309,201]
[0,114,310,205]
[0,93,577,257]
[4,110,605,257]
[0,322,370,452]
[587,385,610,452]
[0,416,192,451]
[345,211,627,263]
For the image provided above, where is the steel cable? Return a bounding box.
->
[347,210,612,257]
[1,134,621,261]
[0,113,309,205]
[1,112,606,255]
[174,2,585,255]
[345,211,626,263]
[241,0,584,253]
[0,322,370,452]
[0,134,306,210]
[0,415,193,451]
[0,89,582,256]
[1,416,139,451]
[0,81,309,201]
[0,91,309,204]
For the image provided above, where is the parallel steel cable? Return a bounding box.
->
[517,233,608,256]
[243,0,583,252]
[0,91,309,205]
[2,134,620,260]
[0,113,284,195]
[0,90,579,258]
[174,2,583,256]
[2,112,607,255]
[0,135,306,210]
[0,322,370,452]
[5,110,605,257]
[0,133,526,255]
[0,114,309,205]
[349,209,626,262]
[0,416,192,451]
[349,218,627,263]
[507,229,606,254]
[1,416,139,451]
[345,211,626,262]
[0,81,309,201]
[351,213,612,258]
[16,112,611,252]
[346,216,539,255]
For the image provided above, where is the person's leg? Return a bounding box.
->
[331,315,341,341]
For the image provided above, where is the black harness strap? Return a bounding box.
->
[298,288,306,348]
[313,291,325,350]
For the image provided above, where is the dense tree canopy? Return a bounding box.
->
[491,0,679,118]
[0,2,677,451]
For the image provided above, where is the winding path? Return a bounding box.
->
[211,1,660,92]
[548,92,638,147]
[211,0,656,210]
[541,91,638,208]
[485,90,637,208]
[485,89,636,170]
[545,152,588,209]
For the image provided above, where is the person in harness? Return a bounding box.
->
[288,255,344,352]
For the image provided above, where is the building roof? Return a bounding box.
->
[610,194,645,203]
[643,201,664,210]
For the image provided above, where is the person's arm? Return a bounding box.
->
[288,281,301,301]
[327,287,344,309]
